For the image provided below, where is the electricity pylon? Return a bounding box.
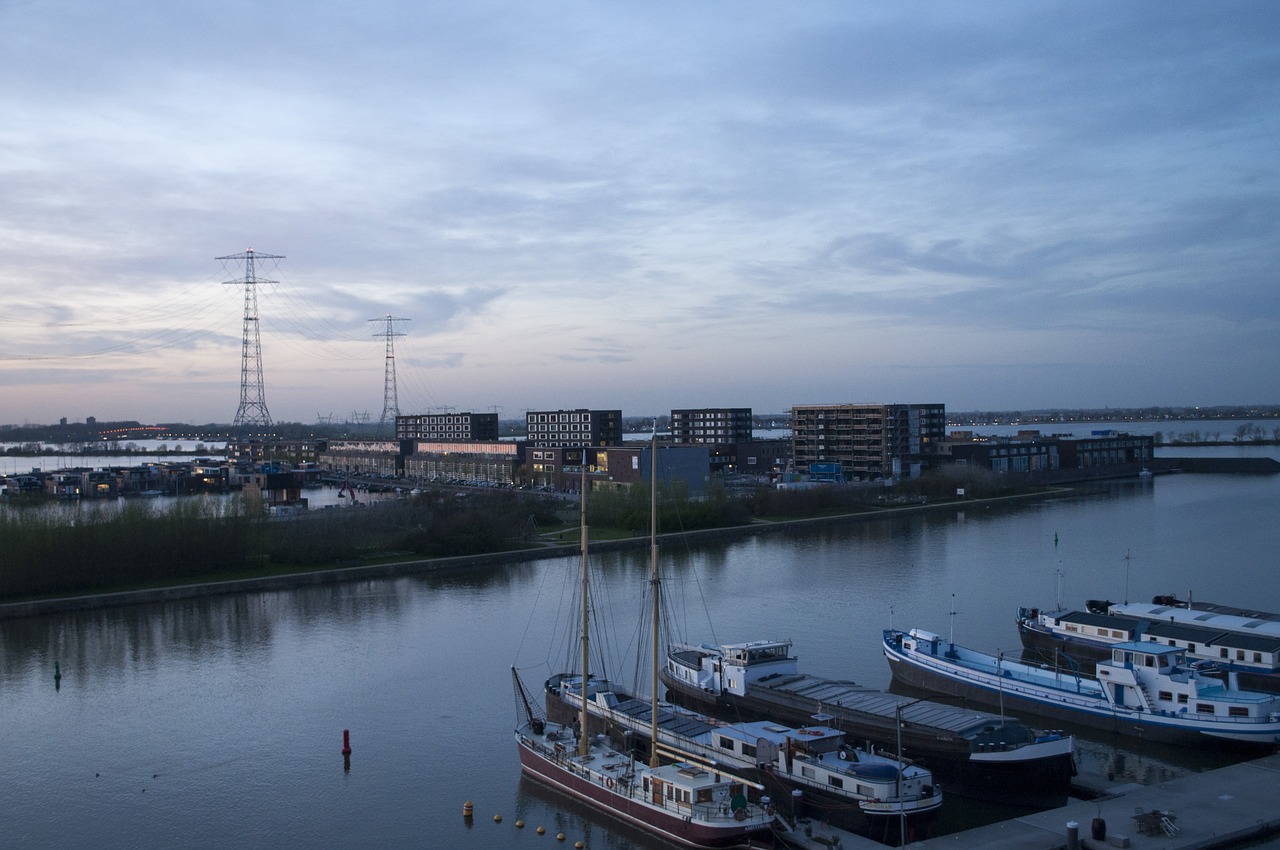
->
[218,248,282,429]
[370,314,408,433]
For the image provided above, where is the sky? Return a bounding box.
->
[2,2,1279,426]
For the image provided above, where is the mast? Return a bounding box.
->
[649,428,661,767]
[579,461,590,758]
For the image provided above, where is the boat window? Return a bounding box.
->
[1255,652,1263,663]
[718,736,734,751]
[1229,706,1250,718]
[741,744,756,758]
[1196,703,1214,715]
[827,776,844,789]
[1237,650,1246,661]
[1221,648,1229,659]
[1158,691,1173,701]
[696,789,713,803]
[1188,644,1196,654]
[1178,694,1188,704]
[1145,655,1155,667]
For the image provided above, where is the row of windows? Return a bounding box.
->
[529,412,616,423]
[401,415,478,425]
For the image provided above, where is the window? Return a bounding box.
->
[1196,703,1215,715]
[1255,652,1263,664]
[1158,691,1173,701]
[1237,650,1246,661]
[1177,694,1188,704]
[718,736,734,751]
[741,743,755,758]
[827,776,844,789]
[1229,706,1250,718]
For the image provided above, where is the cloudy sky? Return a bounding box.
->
[2,2,1278,426]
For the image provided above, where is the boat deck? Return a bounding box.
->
[755,672,1029,739]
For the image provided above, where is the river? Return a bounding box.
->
[2,446,1279,848]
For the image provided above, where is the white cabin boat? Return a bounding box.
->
[1017,601,1280,693]
[514,440,775,848]
[661,638,1076,808]
[549,672,942,820]
[885,627,1280,747]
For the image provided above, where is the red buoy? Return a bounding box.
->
[342,729,352,755]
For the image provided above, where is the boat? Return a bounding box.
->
[513,441,775,848]
[1017,596,1280,693]
[884,627,1280,747]
[548,671,942,826]
[660,638,1075,808]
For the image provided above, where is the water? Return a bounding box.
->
[2,456,1279,848]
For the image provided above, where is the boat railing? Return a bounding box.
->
[893,641,1103,710]
[897,644,1280,728]
[689,801,772,826]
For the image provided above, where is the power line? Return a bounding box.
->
[218,248,282,429]
[370,315,409,433]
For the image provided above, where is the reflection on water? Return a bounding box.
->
[2,465,1278,849]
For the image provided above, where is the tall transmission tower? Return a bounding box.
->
[218,248,282,429]
[370,314,409,432]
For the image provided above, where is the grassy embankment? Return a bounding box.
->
[0,466,1026,603]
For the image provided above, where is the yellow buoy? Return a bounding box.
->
[494,814,503,823]
[536,826,546,834]
[556,833,566,842]
[575,842,585,849]
[462,801,474,818]
[516,820,525,828]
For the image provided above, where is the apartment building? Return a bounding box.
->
[670,408,753,444]
[790,403,945,480]
[525,409,622,448]
[395,412,499,442]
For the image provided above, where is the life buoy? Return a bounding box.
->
[606,777,614,789]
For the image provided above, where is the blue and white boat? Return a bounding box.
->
[884,627,1280,747]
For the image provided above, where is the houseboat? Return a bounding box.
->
[884,627,1280,747]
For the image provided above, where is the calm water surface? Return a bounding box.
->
[3,448,1278,849]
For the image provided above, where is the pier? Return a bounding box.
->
[786,752,1280,849]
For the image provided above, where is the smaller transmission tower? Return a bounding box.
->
[219,248,283,429]
[370,315,409,433]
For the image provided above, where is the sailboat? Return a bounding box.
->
[542,453,941,835]
[512,439,776,848]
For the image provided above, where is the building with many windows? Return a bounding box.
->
[670,408,752,444]
[395,412,498,442]
[403,440,520,485]
[945,429,1154,478]
[670,407,755,475]
[526,409,622,448]
[790,403,945,480]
